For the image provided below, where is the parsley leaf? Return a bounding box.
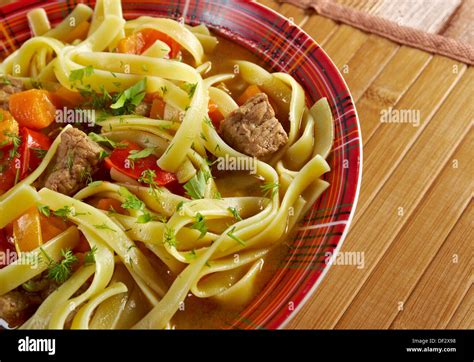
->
[37,204,51,217]
[84,245,98,265]
[119,187,145,211]
[41,248,78,284]
[226,227,246,246]
[53,205,81,221]
[190,213,207,239]
[164,225,177,247]
[88,132,123,149]
[183,82,197,98]
[31,147,48,159]
[69,65,94,85]
[128,147,154,160]
[110,78,147,115]
[227,207,242,221]
[93,223,116,232]
[260,182,279,198]
[183,170,207,200]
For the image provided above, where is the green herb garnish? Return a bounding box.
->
[190,213,207,239]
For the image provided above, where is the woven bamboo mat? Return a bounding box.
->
[258,0,473,329]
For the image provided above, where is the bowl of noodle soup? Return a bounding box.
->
[0,0,361,329]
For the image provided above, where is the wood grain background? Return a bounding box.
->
[259,0,472,329]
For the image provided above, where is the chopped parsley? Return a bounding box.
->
[37,204,51,217]
[84,245,98,265]
[41,248,78,284]
[110,78,147,115]
[176,201,185,212]
[88,132,124,149]
[260,182,279,198]
[163,225,177,247]
[53,205,82,221]
[128,147,154,160]
[136,212,154,224]
[227,207,242,221]
[31,147,48,159]
[138,169,162,197]
[226,227,246,246]
[183,170,207,200]
[93,223,116,232]
[190,213,207,239]
[183,82,197,98]
[69,65,94,85]
[119,187,145,211]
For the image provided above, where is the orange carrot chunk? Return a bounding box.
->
[0,109,19,147]
[9,89,56,130]
[96,198,126,214]
[13,206,43,252]
[50,86,85,108]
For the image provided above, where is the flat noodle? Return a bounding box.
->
[0,0,335,330]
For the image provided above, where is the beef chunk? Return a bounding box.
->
[0,76,24,110]
[44,127,103,196]
[219,93,288,160]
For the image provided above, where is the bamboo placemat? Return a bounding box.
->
[258,0,473,329]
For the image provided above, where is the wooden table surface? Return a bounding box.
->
[258,0,473,329]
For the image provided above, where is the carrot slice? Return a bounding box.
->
[39,214,68,242]
[237,85,263,106]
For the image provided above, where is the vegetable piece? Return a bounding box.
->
[110,78,147,115]
[0,110,19,147]
[9,89,57,130]
[50,86,85,108]
[0,149,17,195]
[93,197,126,214]
[118,28,180,58]
[208,101,224,129]
[237,85,263,106]
[42,247,78,284]
[12,206,43,252]
[39,213,68,242]
[104,140,177,187]
[74,233,91,253]
[183,170,207,200]
[18,127,51,180]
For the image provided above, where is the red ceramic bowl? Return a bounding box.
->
[0,0,362,329]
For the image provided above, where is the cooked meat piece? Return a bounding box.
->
[219,93,288,160]
[135,102,151,117]
[43,127,103,196]
[0,290,41,328]
[0,76,24,110]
